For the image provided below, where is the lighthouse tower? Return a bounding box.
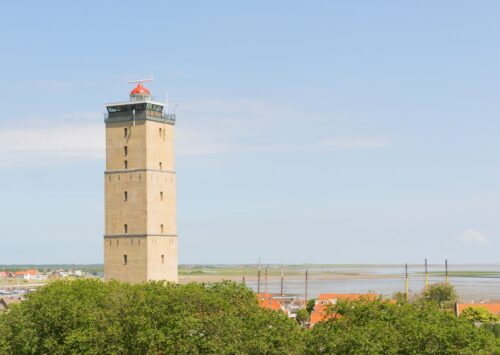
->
[104,82,178,283]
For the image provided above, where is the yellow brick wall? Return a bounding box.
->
[104,117,177,283]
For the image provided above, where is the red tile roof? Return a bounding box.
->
[457,303,500,316]
[310,293,379,326]
[256,293,285,312]
[318,293,378,302]
[310,303,340,325]
[14,269,39,276]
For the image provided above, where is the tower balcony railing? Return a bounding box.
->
[104,110,176,125]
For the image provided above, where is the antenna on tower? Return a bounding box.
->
[127,77,154,84]
[165,91,169,113]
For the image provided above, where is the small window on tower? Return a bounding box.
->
[124,160,128,169]
[159,128,162,137]
[160,191,164,201]
[159,162,162,170]
[124,191,128,201]
[124,128,128,138]
[161,224,164,233]
[123,255,128,265]
[161,254,165,264]
[124,146,128,156]
[124,224,128,233]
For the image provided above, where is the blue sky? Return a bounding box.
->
[1,1,499,264]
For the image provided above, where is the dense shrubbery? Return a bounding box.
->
[460,306,500,323]
[0,280,497,354]
[0,280,304,354]
[307,299,496,354]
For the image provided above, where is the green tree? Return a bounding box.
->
[306,299,315,314]
[306,299,495,354]
[0,280,304,354]
[392,291,408,304]
[296,309,309,325]
[460,306,499,323]
[420,283,458,309]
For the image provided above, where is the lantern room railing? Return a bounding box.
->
[104,111,176,125]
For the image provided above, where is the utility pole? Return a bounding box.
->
[424,258,429,290]
[242,264,246,285]
[445,259,448,284]
[405,263,409,302]
[257,259,261,294]
[280,263,285,296]
[305,266,309,305]
[264,266,268,295]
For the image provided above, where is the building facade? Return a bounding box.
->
[104,83,178,283]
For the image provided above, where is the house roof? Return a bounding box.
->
[318,293,378,301]
[310,303,341,326]
[14,269,39,276]
[310,293,380,326]
[457,303,500,316]
[256,293,285,312]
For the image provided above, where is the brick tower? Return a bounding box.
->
[104,82,178,283]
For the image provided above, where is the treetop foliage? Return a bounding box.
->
[419,283,458,309]
[0,280,496,354]
[0,280,303,355]
[460,306,499,323]
[308,298,496,354]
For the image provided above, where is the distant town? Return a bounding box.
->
[2,263,499,325]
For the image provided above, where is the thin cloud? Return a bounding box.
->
[319,138,390,151]
[0,98,390,166]
[0,124,104,166]
[176,98,390,155]
[461,229,488,245]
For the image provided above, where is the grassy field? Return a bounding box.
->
[2,264,499,279]
[424,271,500,278]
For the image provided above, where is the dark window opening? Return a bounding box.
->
[159,162,162,170]
[124,160,128,169]
[124,128,128,137]
[160,191,164,201]
[161,224,164,233]
[161,255,165,264]
[124,191,128,201]
[124,146,128,156]
[124,224,128,233]
[123,255,128,265]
